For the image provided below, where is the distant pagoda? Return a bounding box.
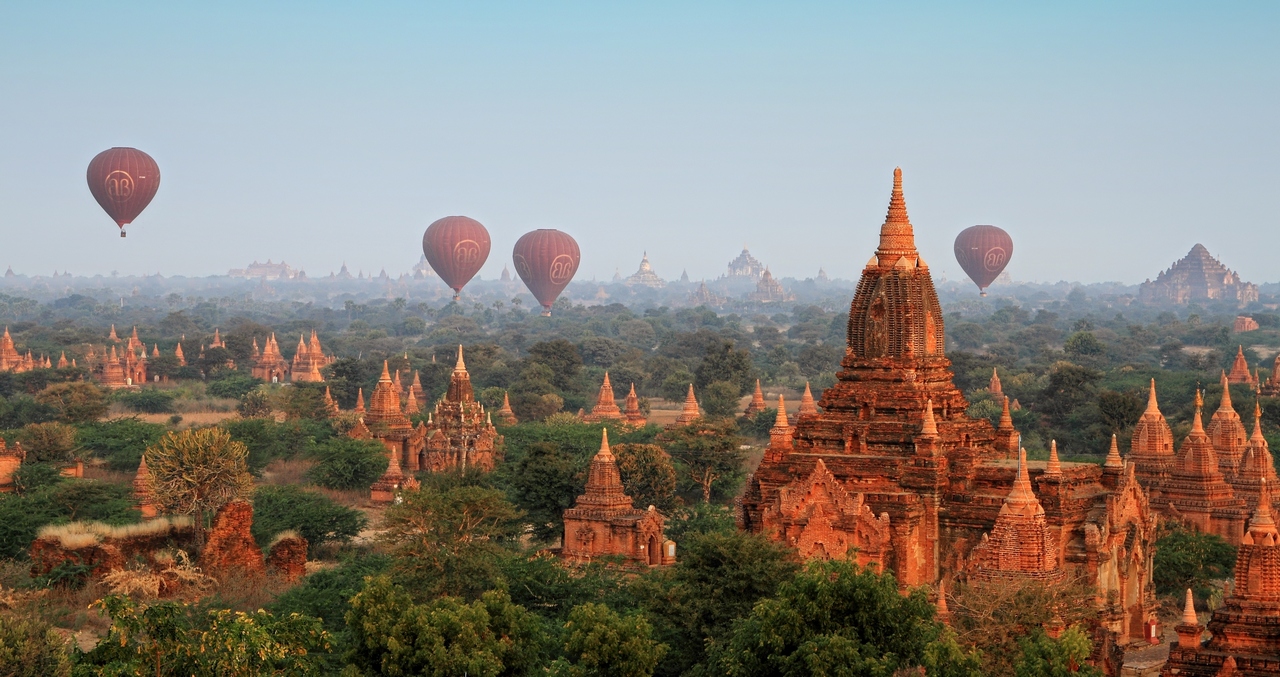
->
[723,246,766,280]
[625,253,665,288]
[1139,244,1258,305]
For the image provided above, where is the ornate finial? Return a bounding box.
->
[1145,379,1160,415]
[998,396,1014,430]
[598,428,612,458]
[1046,440,1062,476]
[380,361,392,382]
[1181,589,1197,626]
[1219,371,1233,410]
[876,167,916,261]
[1104,434,1123,469]
[774,395,789,428]
[921,399,938,437]
[455,344,466,371]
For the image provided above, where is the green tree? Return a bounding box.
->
[380,484,522,600]
[1014,627,1102,677]
[78,595,330,677]
[237,388,273,418]
[1154,525,1237,599]
[657,418,744,503]
[16,422,78,464]
[207,373,263,400]
[699,381,741,419]
[117,388,177,413]
[510,441,582,542]
[700,560,981,677]
[949,577,1099,677]
[612,443,677,512]
[144,427,254,545]
[307,437,388,490]
[346,576,550,677]
[34,382,107,422]
[528,339,584,391]
[632,530,799,675]
[693,340,754,394]
[549,604,666,677]
[1064,331,1105,358]
[77,417,167,471]
[0,613,72,677]
[251,485,367,556]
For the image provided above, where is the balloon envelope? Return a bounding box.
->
[513,229,580,315]
[422,216,491,298]
[87,148,160,236]
[954,225,1012,294]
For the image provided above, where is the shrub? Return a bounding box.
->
[0,395,59,429]
[16,422,78,464]
[1154,524,1237,599]
[223,418,331,471]
[35,382,108,422]
[251,485,367,555]
[206,373,262,400]
[0,480,139,559]
[237,388,273,418]
[76,418,167,471]
[0,613,72,676]
[117,388,176,414]
[270,553,391,667]
[307,437,388,490]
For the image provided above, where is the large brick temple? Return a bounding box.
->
[739,168,1159,645]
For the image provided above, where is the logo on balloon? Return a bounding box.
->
[983,247,1007,272]
[549,255,576,285]
[453,240,482,265]
[104,170,135,202]
[513,254,532,280]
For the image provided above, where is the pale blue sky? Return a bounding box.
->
[1,2,1277,284]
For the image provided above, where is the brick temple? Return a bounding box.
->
[739,168,1159,645]
[1162,481,1280,676]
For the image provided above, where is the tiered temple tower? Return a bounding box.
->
[1232,403,1279,517]
[1208,374,1249,479]
[251,334,290,382]
[1228,346,1257,386]
[353,361,424,502]
[583,373,623,422]
[1130,380,1177,492]
[670,384,701,427]
[969,448,1065,584]
[290,330,331,382]
[740,168,1159,644]
[1145,391,1249,545]
[561,430,674,567]
[420,346,501,473]
[0,328,30,373]
[1162,481,1280,676]
[743,380,767,416]
[622,384,647,427]
[496,392,519,426]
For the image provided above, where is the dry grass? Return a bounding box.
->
[82,465,135,485]
[102,550,214,600]
[137,411,237,427]
[316,486,375,510]
[205,570,292,613]
[259,458,316,486]
[36,516,194,548]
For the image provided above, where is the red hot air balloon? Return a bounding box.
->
[87,148,161,237]
[512,229,580,316]
[953,225,1013,296]
[422,216,491,300]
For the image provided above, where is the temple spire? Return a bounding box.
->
[921,399,938,437]
[1191,390,1206,436]
[1001,447,1044,517]
[1046,440,1062,476]
[799,382,817,415]
[876,167,917,262]
[1145,378,1161,415]
[1251,400,1266,444]
[1247,478,1278,540]
[1181,588,1197,626]
[1104,434,1123,469]
[774,395,789,428]
[1220,371,1233,411]
[455,344,466,372]
[379,360,392,382]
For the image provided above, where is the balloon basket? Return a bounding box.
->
[541,309,552,317]
[979,291,987,297]
[120,231,127,238]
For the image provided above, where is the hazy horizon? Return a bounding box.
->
[2,3,1277,284]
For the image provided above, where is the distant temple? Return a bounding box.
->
[723,246,766,280]
[739,168,1159,646]
[583,373,623,422]
[747,267,795,303]
[411,254,437,279]
[1139,244,1258,305]
[86,326,147,388]
[250,334,290,383]
[690,281,726,307]
[289,331,332,382]
[228,260,301,280]
[0,328,36,373]
[624,253,665,288]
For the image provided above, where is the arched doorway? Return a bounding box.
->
[648,535,660,565]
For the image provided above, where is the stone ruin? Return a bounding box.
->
[30,499,308,592]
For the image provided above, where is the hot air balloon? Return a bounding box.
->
[422,216,491,300]
[954,225,1012,296]
[513,229,580,316]
[87,148,161,237]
